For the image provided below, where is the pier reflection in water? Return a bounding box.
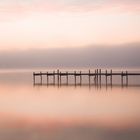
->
[0,69,140,140]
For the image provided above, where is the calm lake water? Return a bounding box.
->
[0,68,140,140]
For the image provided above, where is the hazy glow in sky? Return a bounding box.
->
[0,0,140,50]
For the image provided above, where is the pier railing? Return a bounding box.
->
[33,69,140,87]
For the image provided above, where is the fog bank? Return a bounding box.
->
[0,43,140,69]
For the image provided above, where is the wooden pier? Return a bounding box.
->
[33,69,140,87]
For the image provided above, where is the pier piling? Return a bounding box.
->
[74,71,76,86]
[66,72,68,85]
[110,70,112,87]
[99,69,101,87]
[33,69,140,87]
[57,69,59,86]
[126,71,128,87]
[106,70,108,87]
[89,70,91,86]
[80,71,82,86]
[121,71,124,87]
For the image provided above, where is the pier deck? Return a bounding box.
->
[33,69,140,87]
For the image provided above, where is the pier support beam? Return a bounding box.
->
[33,72,35,85]
[106,70,108,87]
[89,70,91,86]
[99,69,101,87]
[60,72,62,86]
[110,69,112,87]
[97,69,98,85]
[121,71,124,87]
[74,71,76,86]
[57,69,59,86]
[47,72,49,85]
[40,72,42,85]
[66,72,68,85]
[80,71,82,86]
[94,70,96,85]
[126,71,128,87]
[53,71,55,85]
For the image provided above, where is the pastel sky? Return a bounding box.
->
[0,0,140,50]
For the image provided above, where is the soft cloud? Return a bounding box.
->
[0,0,139,50]
[0,0,139,22]
[0,0,140,14]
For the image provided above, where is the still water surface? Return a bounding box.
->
[0,69,140,140]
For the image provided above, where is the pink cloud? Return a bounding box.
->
[0,0,140,22]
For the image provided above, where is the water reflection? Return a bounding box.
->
[0,70,140,140]
[0,85,140,123]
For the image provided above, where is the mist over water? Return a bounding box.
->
[0,0,140,138]
[0,43,140,69]
[0,68,140,140]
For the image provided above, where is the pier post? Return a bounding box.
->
[89,70,91,86]
[66,72,68,85]
[40,72,42,85]
[99,69,101,87]
[121,71,124,87]
[57,69,59,86]
[97,69,98,85]
[110,69,112,87]
[53,71,55,85]
[94,69,96,85]
[80,71,82,86]
[47,72,49,85]
[33,72,35,85]
[74,71,76,86]
[60,72,62,86]
[106,70,107,87]
[126,71,128,87]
